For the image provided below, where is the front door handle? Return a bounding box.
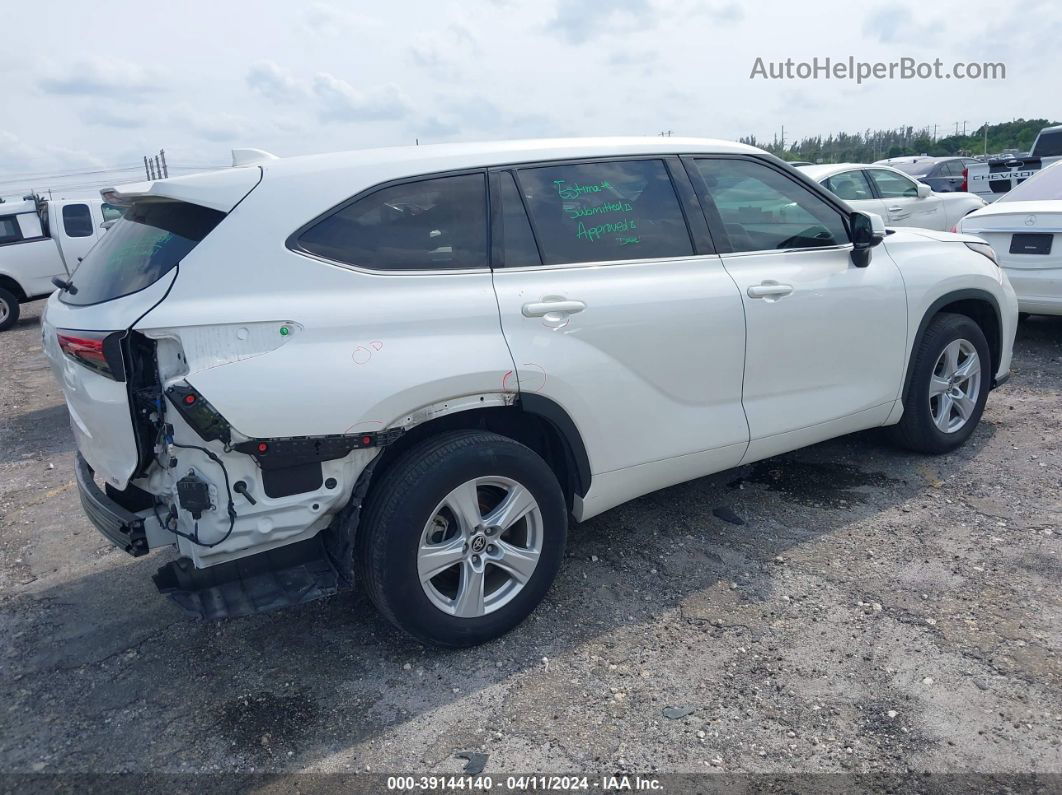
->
[522,299,586,318]
[747,282,794,300]
[887,205,906,213]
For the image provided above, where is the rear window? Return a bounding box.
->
[888,161,931,177]
[62,204,94,237]
[1034,130,1062,157]
[62,200,223,306]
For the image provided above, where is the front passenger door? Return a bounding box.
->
[688,157,907,458]
[866,168,943,228]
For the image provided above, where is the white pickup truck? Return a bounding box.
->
[0,196,119,330]
[966,125,1062,203]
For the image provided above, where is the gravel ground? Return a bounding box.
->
[1,301,1060,778]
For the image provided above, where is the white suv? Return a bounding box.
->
[42,138,1017,646]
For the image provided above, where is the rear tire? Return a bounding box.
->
[889,313,991,454]
[0,287,20,332]
[356,430,567,647]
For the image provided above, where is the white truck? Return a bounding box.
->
[966,125,1062,203]
[0,196,120,330]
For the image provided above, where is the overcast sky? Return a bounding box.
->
[1,0,1059,197]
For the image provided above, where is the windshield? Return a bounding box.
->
[997,161,1062,204]
[62,199,223,306]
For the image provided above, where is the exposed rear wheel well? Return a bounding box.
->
[0,276,27,302]
[368,403,589,512]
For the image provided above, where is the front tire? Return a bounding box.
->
[0,287,20,332]
[889,313,991,454]
[356,430,567,647]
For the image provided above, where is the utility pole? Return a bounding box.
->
[144,156,152,180]
[154,154,163,180]
[962,120,969,136]
[984,123,989,155]
[159,149,168,178]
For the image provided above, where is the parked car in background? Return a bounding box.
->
[965,124,1062,203]
[43,138,1015,647]
[0,196,119,330]
[875,156,981,193]
[959,161,1062,317]
[800,163,986,231]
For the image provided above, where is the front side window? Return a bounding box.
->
[516,159,693,265]
[297,173,488,270]
[62,203,94,237]
[867,169,919,199]
[694,159,849,253]
[0,215,23,244]
[63,200,223,306]
[824,171,874,202]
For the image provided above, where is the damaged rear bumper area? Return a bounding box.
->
[76,453,149,557]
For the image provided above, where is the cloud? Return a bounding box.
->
[170,107,250,142]
[246,61,306,103]
[38,56,157,99]
[312,73,411,122]
[302,2,381,36]
[0,129,106,177]
[81,105,146,129]
[546,0,651,43]
[862,4,935,44]
[409,24,479,74]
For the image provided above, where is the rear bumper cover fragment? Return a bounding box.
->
[75,453,149,557]
[152,535,342,620]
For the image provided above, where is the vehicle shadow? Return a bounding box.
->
[0,421,997,772]
[0,403,75,457]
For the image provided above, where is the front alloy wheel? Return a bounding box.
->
[928,339,981,434]
[889,312,991,454]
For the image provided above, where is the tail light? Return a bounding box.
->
[57,330,126,381]
[960,167,968,192]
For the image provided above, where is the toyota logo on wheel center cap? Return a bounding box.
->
[470,535,487,554]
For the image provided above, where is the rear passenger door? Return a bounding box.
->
[489,158,749,481]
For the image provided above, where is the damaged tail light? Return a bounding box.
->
[57,330,126,381]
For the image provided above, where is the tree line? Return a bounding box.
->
[741,118,1059,163]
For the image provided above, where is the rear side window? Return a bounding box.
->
[824,171,874,201]
[516,160,693,265]
[297,173,488,270]
[1035,130,1062,157]
[62,204,94,237]
[63,200,224,306]
[0,215,23,244]
[694,159,848,253]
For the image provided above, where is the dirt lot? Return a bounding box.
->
[1,301,1060,778]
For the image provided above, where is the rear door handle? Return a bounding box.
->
[522,299,586,318]
[887,205,907,213]
[746,282,793,300]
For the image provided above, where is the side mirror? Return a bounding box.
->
[916,183,933,199]
[850,211,885,268]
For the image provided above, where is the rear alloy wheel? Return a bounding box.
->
[357,430,567,647]
[889,312,991,454]
[0,287,20,332]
